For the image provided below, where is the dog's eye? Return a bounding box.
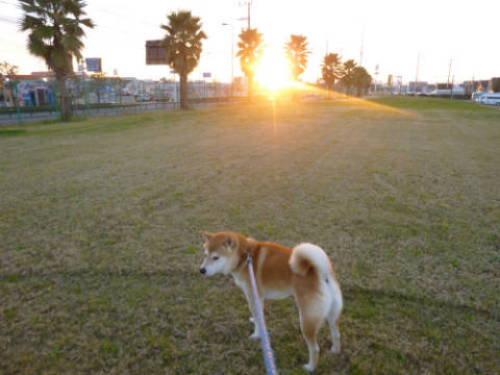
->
[212,255,220,261]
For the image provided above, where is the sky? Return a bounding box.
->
[1,0,499,84]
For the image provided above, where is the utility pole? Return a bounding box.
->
[447,59,452,89]
[451,75,455,100]
[415,51,420,94]
[359,26,365,66]
[222,23,234,97]
[471,74,475,98]
[239,1,252,29]
[446,59,453,100]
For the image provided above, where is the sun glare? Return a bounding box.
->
[254,48,294,93]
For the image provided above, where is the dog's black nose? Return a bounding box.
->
[200,267,206,274]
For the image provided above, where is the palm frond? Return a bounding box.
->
[161,10,206,75]
[284,34,310,80]
[19,0,93,74]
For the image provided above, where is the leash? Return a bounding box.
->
[246,254,279,375]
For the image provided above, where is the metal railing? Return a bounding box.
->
[0,98,247,126]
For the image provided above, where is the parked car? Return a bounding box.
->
[471,91,487,102]
[481,93,500,106]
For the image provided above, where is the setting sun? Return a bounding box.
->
[254,47,294,93]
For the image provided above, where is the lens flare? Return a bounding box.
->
[254,48,294,93]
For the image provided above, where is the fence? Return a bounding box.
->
[0,76,246,125]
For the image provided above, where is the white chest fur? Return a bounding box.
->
[232,274,248,292]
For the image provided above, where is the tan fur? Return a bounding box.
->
[199,231,343,372]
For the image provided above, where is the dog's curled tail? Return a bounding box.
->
[289,243,332,278]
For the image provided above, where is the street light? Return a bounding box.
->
[222,22,234,98]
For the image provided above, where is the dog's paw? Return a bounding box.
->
[303,363,315,372]
[249,332,260,340]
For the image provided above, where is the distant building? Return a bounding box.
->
[407,81,429,95]
[489,77,499,92]
[429,82,465,97]
[460,80,492,97]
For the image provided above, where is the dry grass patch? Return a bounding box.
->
[1,98,499,374]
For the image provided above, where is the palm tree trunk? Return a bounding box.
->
[248,74,253,102]
[57,76,72,121]
[180,73,188,109]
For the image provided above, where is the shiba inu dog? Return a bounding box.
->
[199,231,343,372]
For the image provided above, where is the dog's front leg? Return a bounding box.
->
[250,297,264,340]
[242,285,262,339]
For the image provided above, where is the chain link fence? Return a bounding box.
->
[0,76,246,125]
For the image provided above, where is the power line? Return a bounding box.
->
[91,5,161,29]
[0,0,18,6]
[1,1,162,31]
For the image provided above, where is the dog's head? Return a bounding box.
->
[199,231,241,276]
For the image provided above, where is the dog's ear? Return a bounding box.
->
[224,236,233,250]
[200,231,213,242]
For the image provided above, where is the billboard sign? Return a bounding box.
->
[85,58,102,72]
[146,40,167,65]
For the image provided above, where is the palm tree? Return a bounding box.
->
[161,11,206,110]
[20,0,94,121]
[352,66,372,97]
[284,34,310,81]
[236,28,264,100]
[341,59,357,95]
[321,53,342,92]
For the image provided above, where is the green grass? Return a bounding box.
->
[0,97,499,374]
[371,96,487,111]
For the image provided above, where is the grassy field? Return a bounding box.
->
[0,97,499,374]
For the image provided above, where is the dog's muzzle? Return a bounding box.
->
[199,267,207,274]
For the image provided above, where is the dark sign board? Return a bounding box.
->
[85,58,102,72]
[146,40,167,65]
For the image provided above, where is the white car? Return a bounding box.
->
[471,91,486,102]
[482,94,500,106]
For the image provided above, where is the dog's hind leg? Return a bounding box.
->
[327,284,343,353]
[296,293,327,373]
[327,304,341,353]
[299,310,322,372]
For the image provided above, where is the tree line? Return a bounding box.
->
[16,1,371,120]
